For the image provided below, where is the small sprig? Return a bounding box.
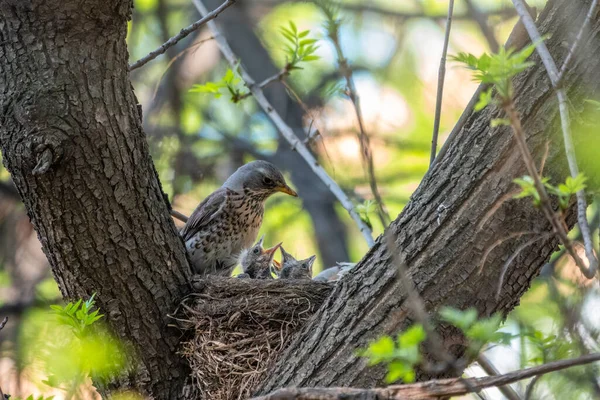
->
[356,199,376,230]
[50,293,104,339]
[452,41,539,111]
[514,173,587,211]
[189,66,248,103]
[439,307,511,357]
[358,325,426,383]
[280,21,320,71]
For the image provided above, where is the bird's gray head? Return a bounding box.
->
[239,235,282,273]
[222,160,297,198]
[279,247,316,280]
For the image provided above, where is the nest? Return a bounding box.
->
[176,276,333,400]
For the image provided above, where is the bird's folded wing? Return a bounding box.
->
[180,188,231,242]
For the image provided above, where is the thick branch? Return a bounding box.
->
[252,353,600,400]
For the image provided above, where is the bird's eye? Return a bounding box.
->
[253,247,260,254]
[302,263,308,269]
[263,177,274,186]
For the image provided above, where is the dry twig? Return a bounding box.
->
[128,0,235,71]
[430,0,455,166]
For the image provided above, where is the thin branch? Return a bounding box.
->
[171,209,189,223]
[236,68,289,101]
[524,374,542,400]
[503,101,587,274]
[432,5,536,169]
[128,0,235,71]
[324,10,390,226]
[557,0,598,83]
[511,0,598,278]
[0,316,7,331]
[255,0,517,22]
[251,353,600,400]
[191,0,375,246]
[464,0,500,52]
[430,0,455,166]
[477,354,523,400]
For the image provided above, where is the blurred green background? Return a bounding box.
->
[2,0,600,399]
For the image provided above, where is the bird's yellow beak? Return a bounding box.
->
[276,184,298,197]
[271,259,282,271]
[264,242,283,257]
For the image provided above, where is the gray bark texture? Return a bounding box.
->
[0,1,192,398]
[255,0,598,393]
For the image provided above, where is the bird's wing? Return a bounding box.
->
[180,188,231,242]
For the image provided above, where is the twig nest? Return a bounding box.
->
[176,276,333,400]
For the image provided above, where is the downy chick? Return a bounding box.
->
[238,236,282,279]
[278,247,315,280]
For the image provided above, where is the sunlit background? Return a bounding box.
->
[2,0,600,398]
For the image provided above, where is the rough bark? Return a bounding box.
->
[256,0,599,393]
[0,1,192,398]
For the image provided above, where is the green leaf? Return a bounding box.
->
[289,20,298,34]
[298,30,310,38]
[475,87,493,111]
[439,307,478,332]
[385,361,414,383]
[398,325,426,348]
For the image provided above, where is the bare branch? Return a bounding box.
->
[430,0,455,166]
[557,0,598,83]
[251,353,600,400]
[464,0,500,52]
[511,0,598,278]
[191,0,375,246]
[128,0,235,71]
[324,7,390,226]
[432,5,536,169]
[171,209,189,223]
[477,354,523,400]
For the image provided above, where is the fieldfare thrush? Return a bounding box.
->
[278,246,316,280]
[181,160,296,276]
[238,236,282,279]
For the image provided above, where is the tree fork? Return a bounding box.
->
[255,0,598,393]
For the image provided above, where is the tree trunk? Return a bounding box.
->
[256,0,598,393]
[0,1,192,398]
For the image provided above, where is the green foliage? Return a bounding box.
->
[20,295,127,397]
[356,200,376,230]
[452,41,541,115]
[280,21,320,70]
[514,173,587,210]
[358,325,426,383]
[190,66,248,103]
[49,293,104,339]
[439,307,511,356]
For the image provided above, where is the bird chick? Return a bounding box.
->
[313,262,356,282]
[238,236,282,279]
[180,160,296,276]
[278,247,316,280]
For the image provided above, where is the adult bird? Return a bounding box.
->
[181,160,297,276]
